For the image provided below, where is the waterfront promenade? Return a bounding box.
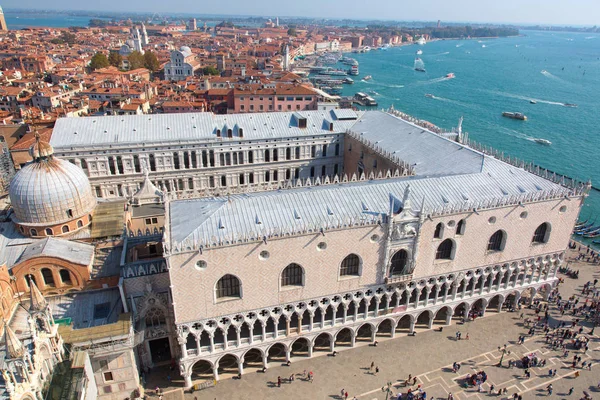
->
[145,247,599,399]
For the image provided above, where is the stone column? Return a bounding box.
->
[261,322,267,341]
[427,314,434,329]
[350,333,356,347]
[404,291,410,308]
[385,296,391,312]
[285,318,291,336]
[209,333,215,353]
[409,319,416,333]
[213,364,219,381]
[236,328,241,347]
[262,353,268,369]
[297,316,303,334]
[451,283,459,300]
[184,371,192,388]
[309,312,314,331]
[274,318,279,339]
[363,301,369,319]
[179,337,187,358]
[371,328,377,342]
[330,338,335,352]
[390,321,396,338]
[513,292,521,309]
[445,309,453,325]
[321,310,326,327]
[374,298,381,317]
[285,349,291,363]
[237,359,244,376]
[342,304,348,324]
[395,293,401,308]
[195,336,201,354]
[353,302,359,321]
[307,342,313,357]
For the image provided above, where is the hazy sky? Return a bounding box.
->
[6,0,600,25]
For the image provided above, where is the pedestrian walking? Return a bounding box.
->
[289,373,294,382]
[575,371,580,378]
[413,376,417,385]
[490,384,495,394]
[278,376,281,387]
[370,361,375,372]
[547,384,553,395]
[375,366,379,376]
[466,332,470,340]
[345,391,349,399]
[341,389,345,398]
[568,387,574,395]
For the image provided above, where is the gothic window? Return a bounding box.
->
[281,263,304,287]
[340,254,361,277]
[532,223,550,244]
[487,230,506,251]
[144,307,166,327]
[390,250,409,276]
[434,223,444,239]
[456,219,466,235]
[216,274,241,299]
[435,239,454,260]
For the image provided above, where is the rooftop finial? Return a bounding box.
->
[3,321,24,359]
[29,276,47,312]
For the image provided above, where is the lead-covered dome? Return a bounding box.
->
[9,137,96,227]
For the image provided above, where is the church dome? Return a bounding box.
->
[9,137,96,227]
[179,46,191,54]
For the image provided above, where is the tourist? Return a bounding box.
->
[289,373,294,382]
[375,366,380,376]
[546,384,553,395]
[277,376,281,387]
[489,384,495,394]
[345,391,349,399]
[465,332,470,340]
[569,387,574,395]
[341,389,345,398]
[447,393,453,400]
[413,376,417,385]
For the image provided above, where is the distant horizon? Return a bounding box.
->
[2,1,600,27]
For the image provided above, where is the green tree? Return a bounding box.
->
[287,27,297,37]
[108,52,123,68]
[127,51,145,70]
[60,31,77,46]
[202,66,219,76]
[143,51,160,71]
[89,52,109,70]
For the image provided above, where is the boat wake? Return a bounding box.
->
[425,95,476,109]
[415,76,455,86]
[428,51,451,56]
[484,89,567,106]
[540,70,574,85]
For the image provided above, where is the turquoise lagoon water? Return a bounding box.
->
[341,31,600,225]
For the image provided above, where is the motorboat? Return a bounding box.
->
[564,103,578,108]
[502,112,527,121]
[424,93,434,98]
[416,49,423,55]
[414,58,426,72]
[362,75,372,81]
[530,100,537,104]
[445,73,455,79]
[533,138,551,145]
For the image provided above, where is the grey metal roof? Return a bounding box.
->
[169,166,564,246]
[351,112,484,177]
[50,110,364,148]
[17,237,94,266]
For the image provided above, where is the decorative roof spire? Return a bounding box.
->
[28,130,54,160]
[3,322,24,359]
[29,277,47,312]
